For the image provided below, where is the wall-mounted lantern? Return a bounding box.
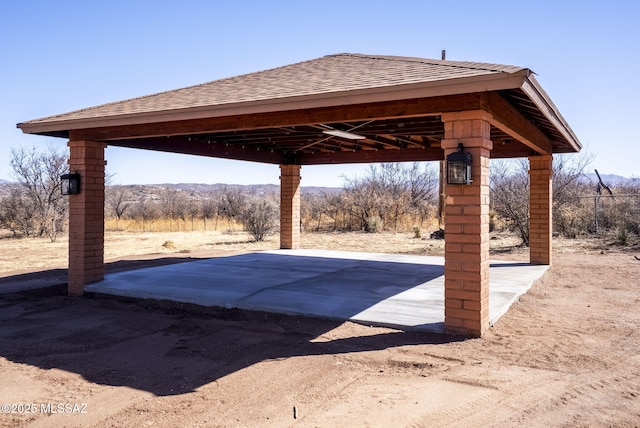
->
[60,173,81,195]
[446,143,473,185]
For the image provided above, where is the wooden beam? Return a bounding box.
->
[297,147,443,165]
[70,94,484,142]
[481,92,553,155]
[490,141,538,159]
[108,136,286,164]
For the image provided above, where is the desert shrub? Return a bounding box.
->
[162,240,177,250]
[616,227,629,245]
[577,178,640,235]
[608,181,640,235]
[554,203,592,238]
[366,216,383,233]
[241,198,278,241]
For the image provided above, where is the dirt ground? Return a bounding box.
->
[0,231,639,427]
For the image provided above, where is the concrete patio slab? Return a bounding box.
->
[85,249,548,333]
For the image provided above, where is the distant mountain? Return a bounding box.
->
[156,183,278,195]
[107,183,343,201]
[584,173,635,186]
[0,180,17,198]
[150,182,342,195]
[0,181,342,201]
[300,186,343,195]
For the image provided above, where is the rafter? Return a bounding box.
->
[481,92,552,155]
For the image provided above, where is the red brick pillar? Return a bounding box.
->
[441,111,493,337]
[280,164,301,249]
[67,140,106,295]
[529,155,553,265]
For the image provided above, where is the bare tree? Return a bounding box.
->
[185,198,200,231]
[406,162,438,227]
[9,146,68,241]
[552,153,593,206]
[341,162,438,232]
[0,188,38,237]
[490,160,530,244]
[371,163,406,231]
[376,162,438,229]
[130,199,158,232]
[219,186,248,230]
[302,193,326,231]
[200,194,219,230]
[343,171,383,232]
[159,189,190,231]
[490,152,593,244]
[106,185,132,230]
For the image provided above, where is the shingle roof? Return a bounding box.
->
[22,53,527,125]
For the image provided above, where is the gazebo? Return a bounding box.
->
[18,53,581,337]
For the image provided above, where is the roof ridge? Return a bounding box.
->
[329,53,523,74]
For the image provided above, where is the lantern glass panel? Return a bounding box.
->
[61,173,80,195]
[447,161,467,184]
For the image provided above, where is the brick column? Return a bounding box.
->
[529,155,553,265]
[280,164,301,249]
[67,140,106,295]
[441,111,493,337]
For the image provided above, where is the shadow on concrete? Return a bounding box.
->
[0,256,209,296]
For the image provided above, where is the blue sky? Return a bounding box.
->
[1,0,638,187]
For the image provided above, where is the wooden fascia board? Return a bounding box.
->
[520,76,582,152]
[482,92,553,155]
[19,71,530,137]
[68,94,485,142]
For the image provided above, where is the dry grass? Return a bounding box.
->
[1,227,638,278]
[1,230,423,275]
[105,217,242,233]
[0,229,521,277]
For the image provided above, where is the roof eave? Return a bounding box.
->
[521,75,582,153]
[17,70,532,138]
